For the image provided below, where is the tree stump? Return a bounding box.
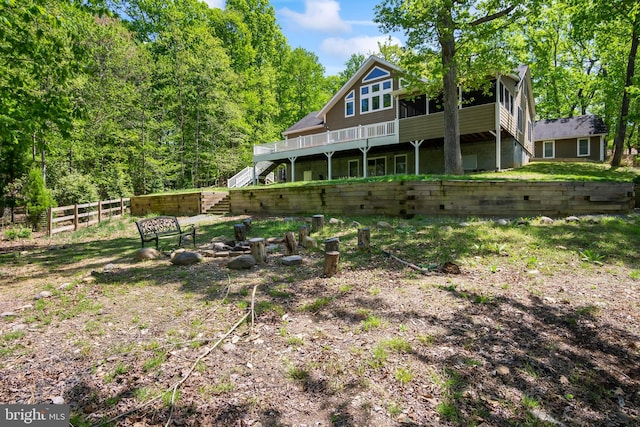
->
[323,251,339,277]
[242,218,252,233]
[311,214,324,233]
[357,228,370,251]
[249,237,266,264]
[324,237,339,253]
[298,225,309,247]
[234,224,246,242]
[284,231,298,255]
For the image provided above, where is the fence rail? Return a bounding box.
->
[48,198,131,236]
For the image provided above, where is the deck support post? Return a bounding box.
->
[409,140,424,175]
[288,156,297,183]
[324,151,335,180]
[359,146,371,178]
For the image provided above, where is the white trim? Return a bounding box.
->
[345,90,355,118]
[362,66,391,83]
[360,79,393,115]
[394,154,407,174]
[543,140,555,158]
[577,137,590,157]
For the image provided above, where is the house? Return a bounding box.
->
[229,55,536,187]
[533,115,608,162]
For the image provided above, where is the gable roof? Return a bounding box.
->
[317,55,403,119]
[534,115,607,141]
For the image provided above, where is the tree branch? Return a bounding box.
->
[469,5,517,27]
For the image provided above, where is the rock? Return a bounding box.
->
[352,221,361,228]
[58,282,73,291]
[1,311,16,317]
[440,262,461,274]
[459,222,471,227]
[441,225,454,232]
[495,219,509,226]
[221,343,236,353]
[377,221,393,229]
[539,216,554,224]
[266,244,280,253]
[135,247,163,261]
[303,236,317,248]
[496,365,510,376]
[329,217,344,225]
[12,324,27,332]
[281,255,303,266]
[227,254,256,270]
[170,251,204,266]
[51,396,65,405]
[35,291,53,300]
[103,263,117,273]
[213,242,231,251]
[565,216,580,223]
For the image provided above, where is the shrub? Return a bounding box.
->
[53,172,99,206]
[24,168,56,231]
[5,227,32,240]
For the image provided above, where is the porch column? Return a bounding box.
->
[325,151,335,180]
[252,162,257,186]
[409,140,424,175]
[495,75,502,171]
[359,147,370,178]
[288,156,297,183]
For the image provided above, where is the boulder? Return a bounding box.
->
[377,221,393,229]
[227,254,256,270]
[329,217,344,225]
[281,255,303,266]
[303,236,318,248]
[565,216,580,223]
[539,216,554,224]
[135,247,163,261]
[170,251,203,266]
[495,219,509,226]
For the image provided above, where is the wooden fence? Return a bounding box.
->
[48,198,131,236]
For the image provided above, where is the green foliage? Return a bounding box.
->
[4,227,32,240]
[24,168,56,230]
[53,172,99,206]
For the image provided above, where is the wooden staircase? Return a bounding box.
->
[203,194,230,215]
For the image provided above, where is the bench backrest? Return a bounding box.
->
[136,216,181,236]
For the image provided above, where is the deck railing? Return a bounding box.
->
[254,120,396,155]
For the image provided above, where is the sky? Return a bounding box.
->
[203,0,403,76]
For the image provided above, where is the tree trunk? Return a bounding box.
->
[298,225,309,247]
[234,224,246,242]
[323,251,339,278]
[357,228,370,251]
[249,237,266,264]
[324,237,339,253]
[439,10,463,175]
[611,23,639,167]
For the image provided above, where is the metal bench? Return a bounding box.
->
[135,216,196,249]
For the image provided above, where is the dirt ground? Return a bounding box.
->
[0,215,639,426]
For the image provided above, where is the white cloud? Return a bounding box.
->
[320,35,401,60]
[202,0,225,9]
[280,0,350,33]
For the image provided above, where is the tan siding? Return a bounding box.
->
[399,104,495,142]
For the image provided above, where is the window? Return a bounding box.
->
[543,140,555,158]
[367,157,386,177]
[345,90,355,117]
[394,155,407,174]
[348,160,359,178]
[517,107,523,132]
[399,95,427,118]
[360,79,393,114]
[578,138,590,156]
[500,82,513,115]
[527,121,533,143]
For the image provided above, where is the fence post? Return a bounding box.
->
[120,198,124,216]
[74,204,79,231]
[98,200,102,223]
[48,208,53,237]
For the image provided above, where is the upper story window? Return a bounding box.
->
[500,82,514,115]
[517,106,523,132]
[361,79,393,114]
[345,90,355,117]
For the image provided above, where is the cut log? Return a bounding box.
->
[323,251,339,277]
[357,228,370,251]
[324,237,339,253]
[242,218,252,233]
[284,231,298,255]
[298,225,309,247]
[311,214,324,233]
[249,237,266,264]
[233,224,246,242]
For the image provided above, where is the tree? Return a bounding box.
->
[375,0,528,174]
[24,168,55,231]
